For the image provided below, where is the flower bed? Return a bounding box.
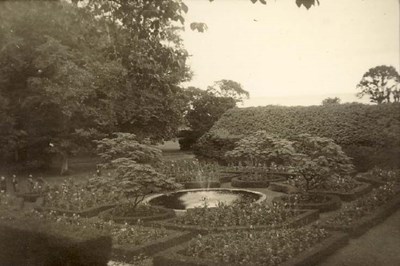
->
[151,201,319,234]
[273,194,341,212]
[30,210,193,263]
[40,178,121,217]
[318,182,400,237]
[310,181,372,202]
[153,228,348,266]
[100,204,175,224]
[231,173,286,188]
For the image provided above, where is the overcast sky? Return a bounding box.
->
[180,0,399,106]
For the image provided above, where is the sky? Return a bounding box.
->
[180,0,400,106]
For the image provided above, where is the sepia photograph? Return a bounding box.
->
[0,0,399,265]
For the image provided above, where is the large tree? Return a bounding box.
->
[179,80,249,150]
[356,65,400,104]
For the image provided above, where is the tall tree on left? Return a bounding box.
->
[0,1,124,173]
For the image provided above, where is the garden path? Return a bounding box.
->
[318,208,400,266]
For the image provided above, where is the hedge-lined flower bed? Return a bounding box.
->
[35,210,193,262]
[40,178,120,217]
[100,204,175,224]
[355,168,400,188]
[152,201,319,233]
[154,228,348,266]
[309,181,372,202]
[231,173,286,188]
[318,182,400,236]
[273,194,341,212]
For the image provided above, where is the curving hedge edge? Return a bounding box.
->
[355,176,387,188]
[231,175,286,188]
[182,181,221,189]
[273,194,342,213]
[112,231,196,262]
[35,203,117,218]
[218,171,241,183]
[321,192,400,238]
[99,206,176,225]
[153,231,348,266]
[310,182,372,202]
[150,209,319,234]
[269,182,300,194]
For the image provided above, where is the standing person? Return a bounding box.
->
[0,176,6,193]
[12,174,18,193]
[27,174,34,192]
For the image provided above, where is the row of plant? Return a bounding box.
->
[155,227,335,266]
[319,180,400,230]
[194,103,400,170]
[173,200,296,228]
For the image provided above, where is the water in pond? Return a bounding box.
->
[148,189,263,210]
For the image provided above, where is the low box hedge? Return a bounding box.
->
[153,231,348,266]
[112,231,195,262]
[99,205,175,225]
[35,203,117,218]
[273,194,342,213]
[309,182,372,202]
[321,192,400,237]
[0,217,112,266]
[269,182,299,194]
[355,176,388,188]
[231,175,286,188]
[151,209,319,234]
[16,192,43,203]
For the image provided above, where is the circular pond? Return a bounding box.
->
[146,188,266,211]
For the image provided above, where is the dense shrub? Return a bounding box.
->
[0,206,112,266]
[194,103,400,170]
[183,227,329,266]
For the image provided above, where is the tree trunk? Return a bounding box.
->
[60,154,69,176]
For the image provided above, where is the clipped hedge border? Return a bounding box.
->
[273,194,342,213]
[16,192,43,203]
[35,203,117,218]
[355,176,387,188]
[321,193,400,238]
[0,221,112,265]
[150,209,319,234]
[218,171,241,183]
[182,181,221,189]
[112,231,195,262]
[310,182,372,202]
[269,182,299,194]
[99,205,176,225]
[153,232,348,266]
[231,175,286,188]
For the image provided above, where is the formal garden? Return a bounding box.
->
[1,101,400,265]
[0,0,399,265]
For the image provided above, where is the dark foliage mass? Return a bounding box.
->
[194,103,400,170]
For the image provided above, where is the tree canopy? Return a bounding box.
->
[356,65,400,104]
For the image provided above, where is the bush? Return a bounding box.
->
[194,103,400,170]
[0,208,111,266]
